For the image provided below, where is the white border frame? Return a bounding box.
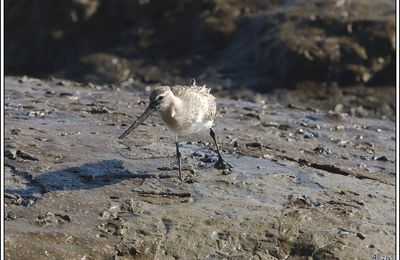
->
[0,1,398,260]
[1,0,5,258]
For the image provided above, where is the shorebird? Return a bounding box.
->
[119,81,232,180]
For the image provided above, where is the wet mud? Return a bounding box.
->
[4,76,395,259]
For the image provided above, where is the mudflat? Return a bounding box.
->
[4,76,395,259]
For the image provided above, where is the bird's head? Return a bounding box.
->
[119,86,173,139]
[149,86,174,111]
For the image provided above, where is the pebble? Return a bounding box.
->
[313,146,332,155]
[373,155,389,161]
[356,232,367,240]
[246,142,263,148]
[335,125,345,131]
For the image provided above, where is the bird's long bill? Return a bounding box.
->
[119,105,156,139]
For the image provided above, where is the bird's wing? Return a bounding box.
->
[172,85,211,95]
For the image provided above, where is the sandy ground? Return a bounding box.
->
[4,76,395,259]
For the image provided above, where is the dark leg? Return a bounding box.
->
[175,135,184,181]
[210,128,233,169]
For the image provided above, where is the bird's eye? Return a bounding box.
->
[157,96,164,101]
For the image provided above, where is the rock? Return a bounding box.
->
[313,146,332,155]
[356,232,367,240]
[245,142,263,149]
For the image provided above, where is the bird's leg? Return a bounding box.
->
[175,134,184,181]
[210,128,233,169]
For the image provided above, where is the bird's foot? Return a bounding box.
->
[214,158,233,170]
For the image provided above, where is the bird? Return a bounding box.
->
[119,80,232,181]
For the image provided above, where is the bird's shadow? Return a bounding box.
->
[6,159,168,206]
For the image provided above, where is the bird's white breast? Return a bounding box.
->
[158,87,216,136]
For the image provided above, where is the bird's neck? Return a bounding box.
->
[160,95,183,119]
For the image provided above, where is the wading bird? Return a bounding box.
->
[119,81,232,180]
